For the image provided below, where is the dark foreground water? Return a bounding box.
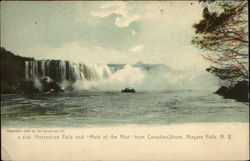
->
[1,90,249,127]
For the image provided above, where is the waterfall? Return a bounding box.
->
[24,60,113,82]
[25,61,29,80]
[24,61,218,91]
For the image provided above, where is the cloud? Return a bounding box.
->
[91,2,139,28]
[130,44,144,53]
[91,2,126,17]
[91,2,127,18]
[115,14,140,28]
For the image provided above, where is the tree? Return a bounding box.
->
[192,0,248,84]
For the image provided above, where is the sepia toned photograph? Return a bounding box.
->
[1,0,249,160]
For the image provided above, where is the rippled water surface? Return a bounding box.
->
[1,90,249,127]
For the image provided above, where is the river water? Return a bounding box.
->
[1,90,248,127]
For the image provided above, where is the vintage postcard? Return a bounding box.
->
[1,0,249,160]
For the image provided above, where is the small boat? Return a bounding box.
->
[121,87,136,93]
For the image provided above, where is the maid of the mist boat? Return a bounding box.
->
[121,87,136,93]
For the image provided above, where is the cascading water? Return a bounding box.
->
[25,60,113,83]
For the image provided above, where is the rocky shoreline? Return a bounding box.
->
[215,81,249,102]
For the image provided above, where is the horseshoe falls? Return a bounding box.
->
[24,60,219,91]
